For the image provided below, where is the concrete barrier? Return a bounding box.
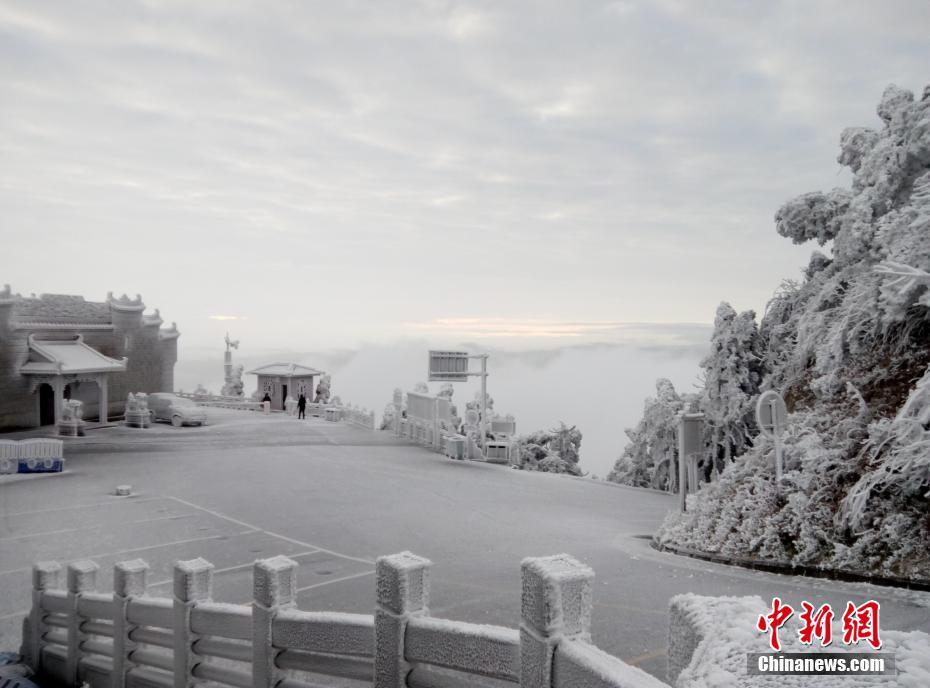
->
[20,551,671,688]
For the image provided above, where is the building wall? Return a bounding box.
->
[0,302,37,429]
[0,296,179,431]
[255,375,315,410]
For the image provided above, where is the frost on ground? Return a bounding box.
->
[609,83,930,580]
[671,594,930,687]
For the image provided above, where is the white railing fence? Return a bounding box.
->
[395,391,471,460]
[176,393,263,412]
[394,391,518,464]
[402,392,452,451]
[174,393,376,429]
[0,438,64,474]
[21,552,668,688]
[341,405,376,430]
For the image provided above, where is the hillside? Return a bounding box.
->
[609,83,930,580]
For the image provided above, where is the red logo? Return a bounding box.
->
[757,597,794,651]
[798,602,834,646]
[842,601,882,649]
[757,599,881,651]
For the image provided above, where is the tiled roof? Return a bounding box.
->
[21,336,127,375]
[13,294,111,325]
[246,363,323,377]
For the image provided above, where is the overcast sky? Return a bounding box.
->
[2,0,929,357]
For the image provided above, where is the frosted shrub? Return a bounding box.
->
[516,423,583,475]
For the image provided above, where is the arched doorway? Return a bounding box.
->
[39,383,55,426]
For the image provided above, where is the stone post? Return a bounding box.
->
[173,558,213,688]
[392,389,402,437]
[252,556,297,688]
[28,562,62,672]
[374,552,431,688]
[97,375,109,423]
[66,560,99,685]
[520,554,594,687]
[52,378,65,427]
[112,559,149,688]
[433,397,440,450]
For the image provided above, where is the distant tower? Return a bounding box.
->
[221,332,243,397]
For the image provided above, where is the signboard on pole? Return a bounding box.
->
[756,390,788,487]
[678,413,704,512]
[428,351,470,381]
[756,391,787,439]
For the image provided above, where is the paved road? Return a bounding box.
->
[1,410,928,681]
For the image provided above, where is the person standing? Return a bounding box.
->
[297,393,307,419]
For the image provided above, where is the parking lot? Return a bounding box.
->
[2,409,929,681]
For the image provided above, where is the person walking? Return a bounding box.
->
[297,393,307,419]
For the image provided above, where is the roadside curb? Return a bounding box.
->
[651,539,930,592]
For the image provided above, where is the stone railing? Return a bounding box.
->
[176,392,263,412]
[340,405,376,430]
[0,438,64,474]
[20,552,669,688]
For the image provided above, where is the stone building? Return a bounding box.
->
[0,285,180,430]
[247,363,323,411]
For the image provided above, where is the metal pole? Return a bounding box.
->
[678,416,687,512]
[771,398,782,490]
[479,355,487,451]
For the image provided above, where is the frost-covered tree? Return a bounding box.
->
[516,423,583,476]
[607,379,693,490]
[647,83,930,580]
[700,303,764,474]
[775,189,852,245]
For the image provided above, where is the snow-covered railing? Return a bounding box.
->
[0,438,64,474]
[176,392,263,412]
[489,419,516,437]
[398,391,455,452]
[21,552,669,688]
[341,405,376,430]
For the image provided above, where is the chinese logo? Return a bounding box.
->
[757,598,881,651]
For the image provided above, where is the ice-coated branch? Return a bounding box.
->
[874,260,930,294]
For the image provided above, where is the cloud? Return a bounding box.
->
[0,1,928,353]
[403,317,711,350]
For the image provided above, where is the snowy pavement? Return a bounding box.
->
[1,408,928,682]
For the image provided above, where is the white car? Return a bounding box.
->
[147,393,208,427]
